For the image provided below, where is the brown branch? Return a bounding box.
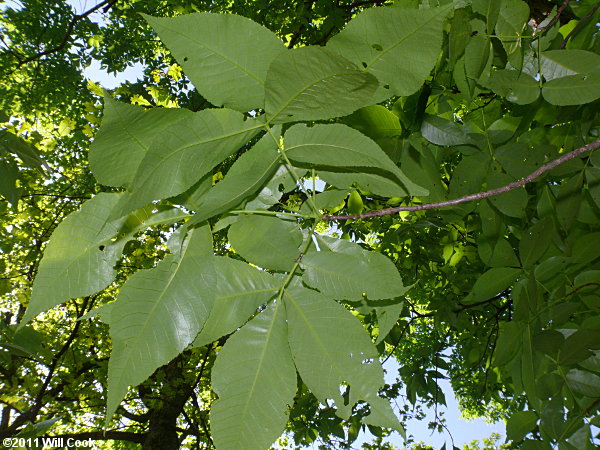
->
[322,139,600,221]
[539,0,571,31]
[560,1,600,49]
[13,0,117,69]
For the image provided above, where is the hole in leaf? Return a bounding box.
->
[361,62,368,68]
[383,84,390,90]
[98,245,105,251]
[362,358,374,365]
[371,43,383,51]
[183,57,189,62]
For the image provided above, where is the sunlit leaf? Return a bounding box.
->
[113,109,262,217]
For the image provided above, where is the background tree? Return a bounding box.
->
[1,0,599,449]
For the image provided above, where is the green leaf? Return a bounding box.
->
[192,257,279,348]
[143,13,286,112]
[507,411,538,442]
[472,0,500,34]
[495,0,529,55]
[542,72,600,106]
[487,171,528,218]
[0,157,21,205]
[106,227,215,424]
[495,142,546,179]
[285,287,402,432]
[113,109,262,217]
[343,105,403,140]
[188,128,281,226]
[265,47,378,123]
[421,115,474,146]
[210,301,296,450]
[301,248,407,301]
[285,123,426,197]
[319,169,419,198]
[463,267,521,304]
[486,70,540,105]
[229,215,302,271]
[327,4,452,98]
[244,164,299,210]
[0,130,48,172]
[541,50,600,81]
[566,369,600,397]
[448,7,472,70]
[22,193,129,323]
[519,218,554,268]
[375,300,404,345]
[89,96,192,187]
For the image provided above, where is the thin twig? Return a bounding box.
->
[560,1,600,49]
[322,139,600,221]
[539,0,571,31]
[12,0,117,70]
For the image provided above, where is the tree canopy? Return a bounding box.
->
[1,0,600,448]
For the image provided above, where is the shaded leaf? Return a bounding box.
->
[113,109,262,216]
[265,47,377,123]
[89,96,192,187]
[285,287,402,432]
[192,257,279,348]
[229,215,302,271]
[23,193,129,323]
[421,115,474,146]
[106,227,215,423]
[541,50,600,81]
[144,13,286,112]
[0,130,48,172]
[542,72,600,106]
[211,301,296,450]
[327,5,452,98]
[463,267,521,304]
[507,411,538,442]
[285,123,426,197]
[566,369,600,397]
[188,128,281,226]
[486,70,539,105]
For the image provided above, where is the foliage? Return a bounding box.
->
[1,0,600,449]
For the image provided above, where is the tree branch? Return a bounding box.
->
[13,0,118,69]
[322,139,600,221]
[538,0,571,31]
[560,1,600,49]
